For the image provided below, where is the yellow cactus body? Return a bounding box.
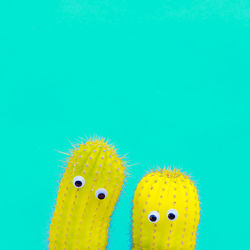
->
[49,139,126,249]
[132,169,200,250]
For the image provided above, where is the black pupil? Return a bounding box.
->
[98,193,105,199]
[168,213,175,220]
[149,215,157,222]
[75,180,82,187]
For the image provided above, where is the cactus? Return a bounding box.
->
[49,138,126,249]
[132,168,200,250]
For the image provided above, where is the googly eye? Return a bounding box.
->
[95,188,108,200]
[73,176,85,188]
[148,211,160,223]
[167,209,178,221]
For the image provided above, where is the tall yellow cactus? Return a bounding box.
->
[49,138,126,249]
[132,168,200,250]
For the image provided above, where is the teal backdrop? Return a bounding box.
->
[1,1,250,249]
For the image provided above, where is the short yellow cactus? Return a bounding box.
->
[132,168,200,250]
[49,138,126,249]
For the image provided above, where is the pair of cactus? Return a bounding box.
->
[49,139,200,249]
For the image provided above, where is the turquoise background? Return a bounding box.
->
[1,1,250,249]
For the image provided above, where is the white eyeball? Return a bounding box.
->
[148,211,160,223]
[95,188,108,200]
[167,209,178,221]
[73,176,85,188]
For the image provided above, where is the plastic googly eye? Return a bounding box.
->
[167,209,178,221]
[73,176,85,188]
[95,188,108,200]
[148,211,160,223]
